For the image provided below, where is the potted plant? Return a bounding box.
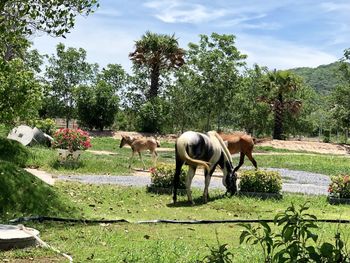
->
[52,128,91,161]
[328,174,350,204]
[147,163,187,195]
[238,169,283,199]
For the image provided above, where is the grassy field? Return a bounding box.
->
[2,176,350,262]
[1,132,350,262]
[20,136,350,176]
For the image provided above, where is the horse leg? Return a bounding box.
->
[151,150,158,167]
[233,152,245,173]
[186,166,196,205]
[138,152,146,170]
[203,165,216,203]
[173,150,184,204]
[128,151,135,169]
[246,151,258,170]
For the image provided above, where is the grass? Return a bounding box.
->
[1,181,350,262]
[21,136,350,176]
[1,132,350,262]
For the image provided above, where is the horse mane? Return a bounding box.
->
[208,131,233,166]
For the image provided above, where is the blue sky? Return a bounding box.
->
[33,0,350,72]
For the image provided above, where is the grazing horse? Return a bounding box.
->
[119,134,160,170]
[173,131,237,204]
[219,132,258,173]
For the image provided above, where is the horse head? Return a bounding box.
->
[225,171,237,195]
[119,135,129,148]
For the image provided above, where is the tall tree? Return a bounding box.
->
[129,31,185,99]
[330,48,350,142]
[44,43,97,127]
[261,70,304,140]
[75,63,126,131]
[76,81,119,131]
[184,33,247,131]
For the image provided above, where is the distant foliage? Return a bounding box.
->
[328,174,350,198]
[137,98,168,133]
[28,118,57,136]
[76,81,119,131]
[239,170,282,194]
[290,62,344,94]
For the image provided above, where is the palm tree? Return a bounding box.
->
[262,70,303,139]
[129,31,185,99]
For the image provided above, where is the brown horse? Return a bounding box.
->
[219,132,258,173]
[119,134,160,170]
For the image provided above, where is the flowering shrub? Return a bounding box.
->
[52,128,91,152]
[328,174,350,198]
[239,169,282,194]
[149,163,187,189]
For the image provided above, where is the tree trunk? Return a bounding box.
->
[273,94,284,140]
[149,65,160,99]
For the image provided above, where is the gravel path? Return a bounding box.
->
[57,167,330,196]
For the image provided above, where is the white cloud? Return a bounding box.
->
[320,2,350,12]
[237,35,338,69]
[144,0,227,23]
[32,15,137,72]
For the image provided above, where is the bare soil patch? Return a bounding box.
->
[256,139,350,155]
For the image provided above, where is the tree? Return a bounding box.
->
[0,58,42,125]
[76,80,119,131]
[236,64,271,136]
[261,70,304,140]
[75,63,126,131]
[330,49,350,142]
[0,0,98,61]
[129,31,185,99]
[183,33,247,131]
[44,43,97,127]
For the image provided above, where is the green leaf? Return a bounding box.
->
[320,242,334,257]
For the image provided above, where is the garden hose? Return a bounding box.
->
[9,216,350,225]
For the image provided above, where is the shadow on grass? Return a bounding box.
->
[167,193,228,207]
[51,159,84,170]
[0,160,78,221]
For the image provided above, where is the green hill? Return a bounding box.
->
[290,62,344,94]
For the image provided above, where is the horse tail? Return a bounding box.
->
[176,138,210,172]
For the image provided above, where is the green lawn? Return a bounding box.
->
[1,133,350,262]
[2,179,350,263]
[22,136,350,176]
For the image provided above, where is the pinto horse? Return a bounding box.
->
[119,134,160,170]
[173,131,237,204]
[219,132,258,173]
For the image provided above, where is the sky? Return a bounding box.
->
[32,0,350,72]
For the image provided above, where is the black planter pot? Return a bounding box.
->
[327,196,350,205]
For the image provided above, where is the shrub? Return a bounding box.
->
[239,169,282,194]
[28,118,57,136]
[328,174,350,198]
[149,163,187,189]
[240,202,350,262]
[52,128,91,152]
[0,138,30,167]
